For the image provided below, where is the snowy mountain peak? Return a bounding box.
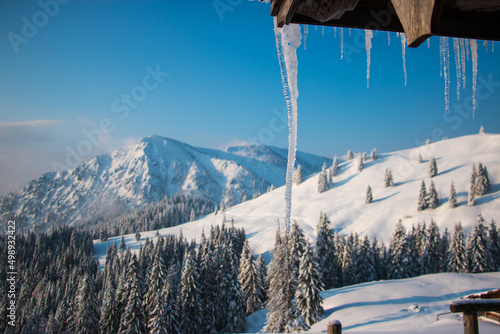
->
[0,135,329,230]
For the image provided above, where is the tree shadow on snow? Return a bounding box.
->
[438,164,466,176]
[474,183,500,206]
[373,192,400,203]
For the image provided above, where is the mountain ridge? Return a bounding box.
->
[0,135,330,230]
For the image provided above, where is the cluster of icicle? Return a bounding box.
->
[301,26,492,117]
[274,18,301,230]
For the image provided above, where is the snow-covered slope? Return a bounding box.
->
[93,134,500,263]
[0,136,329,229]
[246,272,500,333]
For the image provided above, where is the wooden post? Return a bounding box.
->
[327,320,342,334]
[463,311,479,334]
[390,0,437,47]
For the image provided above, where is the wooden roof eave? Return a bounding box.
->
[271,0,500,48]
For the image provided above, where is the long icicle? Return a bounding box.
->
[274,19,301,230]
[303,24,308,50]
[453,38,461,100]
[440,36,450,113]
[401,33,407,86]
[365,29,373,88]
[460,38,466,88]
[340,27,344,59]
[470,39,478,117]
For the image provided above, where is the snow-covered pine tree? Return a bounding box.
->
[366,185,373,204]
[427,181,439,209]
[295,243,324,327]
[417,153,423,164]
[384,168,394,187]
[189,208,196,222]
[318,163,329,193]
[179,250,202,334]
[163,283,180,334]
[390,221,410,279]
[135,232,141,241]
[357,235,376,283]
[341,233,358,286]
[474,163,490,196]
[479,125,485,134]
[440,228,450,271]
[468,164,477,206]
[315,213,339,289]
[362,152,368,162]
[488,220,500,271]
[144,248,167,325]
[118,254,146,334]
[119,235,126,253]
[239,240,261,315]
[428,157,438,178]
[449,181,457,208]
[74,274,99,334]
[197,231,217,332]
[370,148,378,160]
[356,153,364,172]
[446,222,467,273]
[427,220,442,273]
[99,272,119,334]
[265,226,307,333]
[405,227,420,277]
[347,150,353,160]
[293,164,303,185]
[468,214,492,273]
[290,221,307,280]
[417,180,428,211]
[331,155,339,177]
[255,254,268,305]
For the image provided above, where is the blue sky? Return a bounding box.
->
[1,0,500,195]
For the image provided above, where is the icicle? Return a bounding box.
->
[340,27,344,59]
[470,39,478,117]
[484,40,488,52]
[349,28,351,36]
[492,41,495,52]
[274,19,301,229]
[460,38,466,88]
[439,36,450,112]
[303,24,308,50]
[466,39,470,60]
[453,38,461,100]
[387,31,390,45]
[315,25,317,31]
[427,38,431,48]
[334,26,337,38]
[322,26,324,36]
[401,33,407,86]
[365,29,373,88]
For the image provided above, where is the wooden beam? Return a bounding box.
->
[276,0,302,27]
[390,0,436,47]
[295,0,360,23]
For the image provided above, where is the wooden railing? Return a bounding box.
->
[450,299,500,334]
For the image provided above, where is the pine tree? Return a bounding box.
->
[119,236,127,253]
[356,153,364,172]
[189,208,196,222]
[331,155,339,177]
[488,220,500,271]
[384,168,394,187]
[179,250,202,334]
[99,273,119,334]
[118,255,146,334]
[366,185,373,204]
[427,181,439,209]
[341,233,358,285]
[295,244,324,327]
[428,157,438,178]
[357,235,376,283]
[239,240,261,315]
[479,125,485,134]
[468,164,477,206]
[347,150,353,160]
[417,153,423,164]
[144,248,167,324]
[449,181,457,208]
[289,221,307,281]
[427,221,442,273]
[318,164,329,193]
[417,180,428,211]
[293,164,303,185]
[74,274,99,334]
[370,148,378,160]
[468,215,492,273]
[390,221,410,279]
[315,213,339,289]
[446,222,467,273]
[474,163,490,196]
[265,227,307,333]
[255,255,268,305]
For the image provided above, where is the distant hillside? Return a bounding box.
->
[0,136,329,231]
[93,134,500,262]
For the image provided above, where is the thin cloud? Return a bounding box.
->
[0,119,65,129]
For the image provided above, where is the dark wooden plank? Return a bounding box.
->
[276,0,302,27]
[391,0,436,47]
[450,299,500,313]
[296,0,360,22]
